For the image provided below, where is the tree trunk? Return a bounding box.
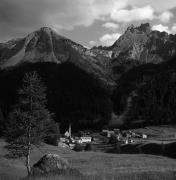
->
[26,87,32,175]
[26,146,31,175]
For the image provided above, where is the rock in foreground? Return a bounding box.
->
[32,154,81,176]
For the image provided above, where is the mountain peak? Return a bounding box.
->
[137,23,151,33]
[39,26,53,32]
[127,24,135,32]
[37,27,59,36]
[126,23,151,34]
[33,26,66,41]
[38,27,53,35]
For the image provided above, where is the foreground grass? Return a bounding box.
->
[1,139,176,180]
[1,171,176,180]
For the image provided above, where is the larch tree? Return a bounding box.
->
[5,71,59,175]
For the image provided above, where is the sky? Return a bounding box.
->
[0,0,176,47]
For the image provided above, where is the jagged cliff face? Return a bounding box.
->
[93,23,176,64]
[111,23,176,63]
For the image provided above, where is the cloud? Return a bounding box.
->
[89,41,97,46]
[1,0,176,43]
[0,0,127,41]
[99,33,121,46]
[171,24,176,34]
[110,6,154,23]
[102,22,119,30]
[152,24,170,33]
[152,24,176,34]
[129,0,176,12]
[158,11,173,23]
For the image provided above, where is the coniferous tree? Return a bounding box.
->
[5,71,58,175]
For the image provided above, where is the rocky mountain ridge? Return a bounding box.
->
[1,23,176,130]
[92,23,176,64]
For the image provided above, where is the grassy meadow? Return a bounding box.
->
[1,139,176,180]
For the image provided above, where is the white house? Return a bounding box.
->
[142,134,148,139]
[79,136,92,143]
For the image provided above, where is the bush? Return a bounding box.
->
[109,134,118,144]
[114,143,121,153]
[73,143,84,152]
[141,143,162,155]
[85,143,92,151]
[164,142,176,158]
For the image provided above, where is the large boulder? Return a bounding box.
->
[32,154,76,176]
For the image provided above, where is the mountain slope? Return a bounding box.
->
[0,27,114,87]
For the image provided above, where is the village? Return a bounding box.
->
[58,124,148,151]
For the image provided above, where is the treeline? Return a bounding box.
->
[0,62,112,133]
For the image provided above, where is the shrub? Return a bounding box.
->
[85,143,92,151]
[109,134,118,144]
[73,143,83,152]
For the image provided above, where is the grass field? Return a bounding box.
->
[1,139,176,180]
